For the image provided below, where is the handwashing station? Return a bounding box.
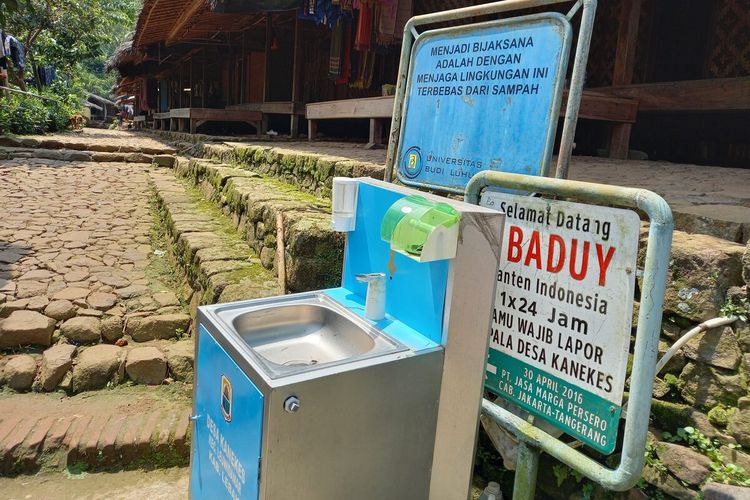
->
[190,178,504,499]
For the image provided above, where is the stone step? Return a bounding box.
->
[0,338,194,394]
[0,136,176,155]
[171,157,344,293]
[149,169,279,317]
[0,146,176,165]
[200,142,384,198]
[0,388,191,475]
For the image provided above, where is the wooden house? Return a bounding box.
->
[111,0,750,167]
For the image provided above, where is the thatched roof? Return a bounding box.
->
[131,0,264,48]
[105,34,145,73]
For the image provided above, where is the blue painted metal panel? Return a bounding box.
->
[324,287,440,351]
[396,13,572,193]
[191,324,263,500]
[341,182,449,344]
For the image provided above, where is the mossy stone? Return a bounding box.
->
[707,405,737,428]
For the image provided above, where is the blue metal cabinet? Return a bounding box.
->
[191,325,264,500]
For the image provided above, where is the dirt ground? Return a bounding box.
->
[0,383,192,419]
[0,467,189,499]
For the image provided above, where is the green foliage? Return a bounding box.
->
[644,440,668,475]
[663,373,682,390]
[8,0,139,70]
[3,0,139,100]
[721,297,748,322]
[662,426,750,487]
[0,79,82,133]
[551,464,593,499]
[0,0,23,26]
[0,93,47,133]
[1,0,139,133]
[662,426,715,452]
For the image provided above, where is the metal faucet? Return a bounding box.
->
[355,273,386,321]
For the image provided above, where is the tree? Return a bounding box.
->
[0,0,23,25]
[9,0,138,69]
[4,0,139,95]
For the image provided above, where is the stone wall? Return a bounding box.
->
[628,232,750,498]
[173,158,345,292]
[200,143,384,198]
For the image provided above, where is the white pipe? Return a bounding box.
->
[655,315,739,375]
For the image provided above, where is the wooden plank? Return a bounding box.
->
[228,101,302,114]
[170,108,190,118]
[306,96,395,120]
[154,112,171,119]
[592,77,750,112]
[184,108,263,121]
[167,0,206,42]
[307,92,637,123]
[564,90,639,123]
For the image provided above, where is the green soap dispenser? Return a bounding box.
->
[381,195,460,262]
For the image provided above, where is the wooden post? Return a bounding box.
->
[290,14,302,138]
[240,32,246,104]
[366,118,384,149]
[308,119,317,141]
[609,0,642,159]
[276,212,287,295]
[263,13,271,103]
[202,49,206,108]
[613,0,642,86]
[179,65,184,108]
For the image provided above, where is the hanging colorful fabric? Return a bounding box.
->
[377,0,398,45]
[335,20,352,85]
[355,0,373,51]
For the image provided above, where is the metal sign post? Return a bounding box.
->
[377,2,669,498]
[466,171,673,499]
[385,0,598,186]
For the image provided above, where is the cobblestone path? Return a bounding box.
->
[0,157,185,347]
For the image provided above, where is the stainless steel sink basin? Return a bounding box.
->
[211,293,406,378]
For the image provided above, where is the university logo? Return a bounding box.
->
[221,375,232,422]
[401,146,423,179]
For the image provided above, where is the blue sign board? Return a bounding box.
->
[191,325,264,500]
[396,13,572,193]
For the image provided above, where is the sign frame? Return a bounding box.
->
[394,12,573,193]
[480,190,641,454]
[384,0,596,187]
[466,170,673,495]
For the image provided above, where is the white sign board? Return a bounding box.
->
[481,191,640,453]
